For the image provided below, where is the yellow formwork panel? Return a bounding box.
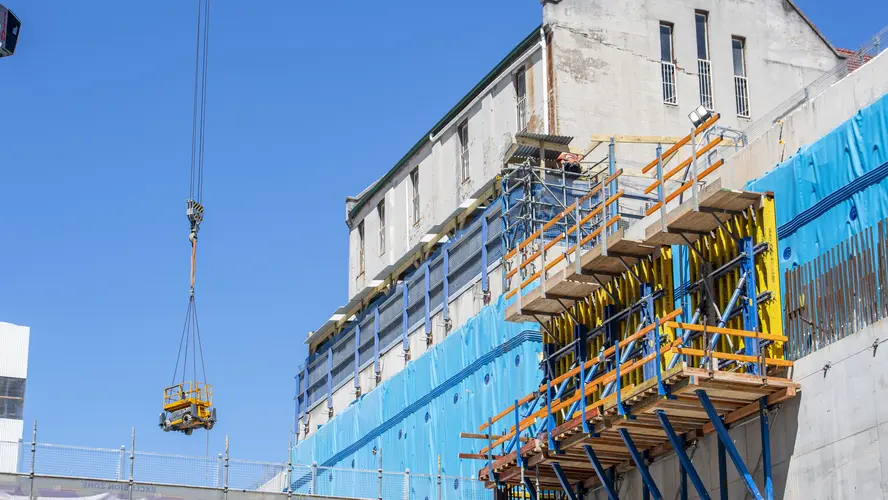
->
[546,194,784,407]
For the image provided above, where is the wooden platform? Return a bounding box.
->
[478,364,798,490]
[645,179,763,246]
[505,230,658,323]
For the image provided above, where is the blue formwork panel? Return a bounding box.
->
[292,295,542,479]
[746,92,888,275]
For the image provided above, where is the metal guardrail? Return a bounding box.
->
[0,438,494,500]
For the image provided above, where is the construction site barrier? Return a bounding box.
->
[0,440,495,500]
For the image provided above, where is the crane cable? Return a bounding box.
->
[173,0,212,388]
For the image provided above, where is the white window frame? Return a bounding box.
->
[695,12,714,110]
[377,201,386,256]
[357,221,365,277]
[732,36,750,118]
[515,67,528,131]
[659,22,677,105]
[410,168,420,225]
[458,121,470,183]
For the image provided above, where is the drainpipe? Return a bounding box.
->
[540,26,550,134]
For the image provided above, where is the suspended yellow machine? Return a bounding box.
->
[160,0,216,436]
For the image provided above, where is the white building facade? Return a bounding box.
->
[0,322,29,472]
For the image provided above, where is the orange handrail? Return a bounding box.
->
[644,136,723,194]
[503,212,622,300]
[665,321,788,342]
[478,308,682,432]
[671,347,794,367]
[641,114,721,174]
[645,159,724,216]
[505,188,623,280]
[503,170,623,261]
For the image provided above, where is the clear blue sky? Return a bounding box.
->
[0,1,884,462]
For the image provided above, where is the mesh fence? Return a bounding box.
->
[132,450,219,487]
[314,466,381,498]
[228,458,289,492]
[33,443,123,480]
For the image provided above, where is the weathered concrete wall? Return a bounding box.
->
[347,48,546,298]
[545,0,838,165]
[584,319,888,500]
[720,49,888,190]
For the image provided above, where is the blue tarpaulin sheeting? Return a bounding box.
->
[292,295,542,479]
[746,93,888,274]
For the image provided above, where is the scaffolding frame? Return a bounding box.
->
[464,119,794,500]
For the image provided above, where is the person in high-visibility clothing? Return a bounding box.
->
[558,152,582,174]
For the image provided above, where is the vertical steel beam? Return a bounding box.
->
[643,483,650,500]
[546,379,557,451]
[760,397,774,500]
[642,283,656,381]
[402,281,410,353]
[326,350,333,412]
[656,144,666,233]
[718,439,728,500]
[656,411,711,500]
[481,216,490,293]
[424,264,431,336]
[373,307,381,378]
[551,462,578,500]
[514,400,523,465]
[680,464,688,500]
[618,428,663,500]
[741,236,760,374]
[443,246,450,324]
[698,390,764,500]
[354,324,361,392]
[522,476,538,500]
[582,445,619,500]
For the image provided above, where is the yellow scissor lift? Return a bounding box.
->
[160,381,216,435]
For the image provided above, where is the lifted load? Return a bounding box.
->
[159,381,216,435]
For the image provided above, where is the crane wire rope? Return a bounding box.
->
[173,0,212,390]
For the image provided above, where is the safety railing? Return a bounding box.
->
[642,113,723,219]
[734,75,750,118]
[661,61,677,105]
[784,219,888,360]
[698,59,714,110]
[502,169,623,303]
[473,303,791,474]
[0,435,495,499]
[163,380,212,406]
[298,201,504,418]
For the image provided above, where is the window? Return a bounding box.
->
[410,168,420,225]
[732,37,750,117]
[659,23,677,105]
[377,201,386,255]
[458,122,470,182]
[515,67,528,131]
[357,221,365,276]
[695,12,713,110]
[0,376,25,420]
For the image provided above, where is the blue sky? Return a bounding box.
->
[0,1,884,462]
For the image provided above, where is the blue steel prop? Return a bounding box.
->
[513,400,523,467]
[583,445,619,500]
[486,417,501,488]
[717,439,728,500]
[760,397,774,500]
[481,216,489,292]
[680,464,688,500]
[402,280,409,352]
[546,379,558,451]
[741,237,761,375]
[522,476,537,500]
[551,462,578,500]
[618,428,663,500]
[424,264,431,335]
[656,410,710,500]
[697,390,765,500]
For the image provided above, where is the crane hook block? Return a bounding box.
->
[186,199,205,234]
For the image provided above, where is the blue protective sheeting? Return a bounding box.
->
[292,295,542,480]
[746,92,888,274]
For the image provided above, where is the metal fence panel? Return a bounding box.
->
[132,451,219,487]
[33,443,122,480]
[314,466,379,499]
[228,458,288,492]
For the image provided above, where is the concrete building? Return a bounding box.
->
[0,322,29,473]
[298,0,844,440]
